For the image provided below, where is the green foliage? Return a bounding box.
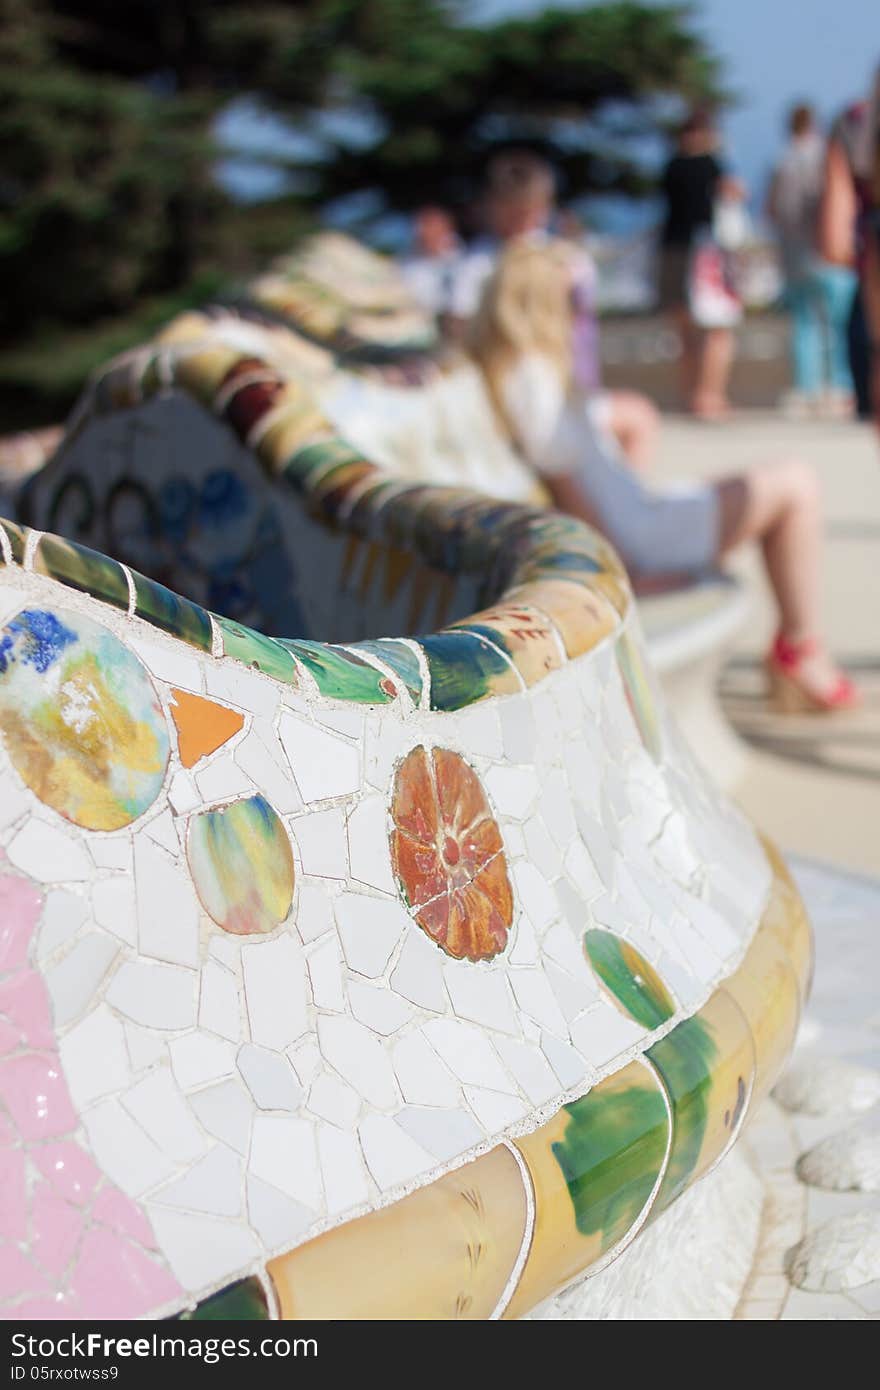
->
[0,0,725,420]
[302,3,726,210]
[0,0,222,334]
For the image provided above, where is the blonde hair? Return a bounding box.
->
[468,240,574,438]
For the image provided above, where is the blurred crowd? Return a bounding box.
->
[393,69,880,716]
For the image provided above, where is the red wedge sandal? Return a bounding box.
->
[766,634,860,714]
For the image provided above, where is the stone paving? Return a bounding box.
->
[738,856,880,1320]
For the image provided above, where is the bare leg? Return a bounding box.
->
[716,460,849,700]
[605,390,660,470]
[692,327,735,418]
[673,307,697,406]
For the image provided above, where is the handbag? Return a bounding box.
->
[687,231,743,329]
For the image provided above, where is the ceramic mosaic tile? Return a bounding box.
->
[0,282,813,1320]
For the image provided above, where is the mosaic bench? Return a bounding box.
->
[10,311,747,781]
[0,319,811,1319]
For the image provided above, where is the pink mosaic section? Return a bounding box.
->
[0,852,183,1320]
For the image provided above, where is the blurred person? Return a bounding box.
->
[819,99,873,418]
[469,242,859,713]
[399,206,464,318]
[452,149,660,470]
[659,109,745,420]
[768,104,855,416]
[848,64,880,434]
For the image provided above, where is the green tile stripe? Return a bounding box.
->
[279,637,395,704]
[419,630,521,711]
[0,519,27,565]
[129,569,214,652]
[33,534,130,612]
[349,638,425,706]
[215,615,300,685]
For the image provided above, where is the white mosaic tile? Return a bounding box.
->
[123,1069,209,1165]
[317,1015,398,1108]
[45,933,119,1028]
[569,1001,646,1066]
[59,1005,131,1110]
[541,1030,592,1090]
[336,892,407,978]
[391,1030,461,1107]
[235,729,303,814]
[196,754,254,804]
[421,1020,515,1092]
[168,769,201,816]
[242,934,308,1051]
[36,888,88,959]
[510,968,569,1034]
[308,1071,362,1129]
[306,936,346,1012]
[0,773,30,835]
[86,836,133,872]
[133,836,199,967]
[129,634,203,691]
[494,1036,561,1105]
[295,880,336,945]
[348,980,413,1036]
[124,1021,167,1073]
[7,817,92,882]
[189,1079,255,1156]
[443,963,519,1035]
[82,1098,177,1197]
[317,1123,370,1214]
[358,1113,433,1190]
[91,876,137,947]
[396,1105,483,1161]
[106,960,197,1031]
[198,959,242,1042]
[484,764,539,820]
[169,1033,237,1091]
[347,794,396,894]
[291,807,349,878]
[147,1208,260,1292]
[153,1145,243,1218]
[144,809,183,857]
[237,1044,304,1111]
[250,1114,322,1210]
[463,1085,529,1130]
[246,1175,314,1250]
[279,714,360,803]
[513,860,557,934]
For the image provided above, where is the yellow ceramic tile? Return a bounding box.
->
[269,1144,526,1319]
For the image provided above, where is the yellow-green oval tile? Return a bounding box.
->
[504,1059,669,1318]
[646,987,755,1218]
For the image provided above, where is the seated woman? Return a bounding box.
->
[468,241,859,714]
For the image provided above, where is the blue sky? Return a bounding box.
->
[219,0,878,216]
[472,0,878,200]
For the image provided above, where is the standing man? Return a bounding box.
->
[659,109,744,420]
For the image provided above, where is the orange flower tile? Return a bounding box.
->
[170,689,244,768]
[390,745,513,962]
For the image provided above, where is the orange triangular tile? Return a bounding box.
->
[170,689,244,768]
